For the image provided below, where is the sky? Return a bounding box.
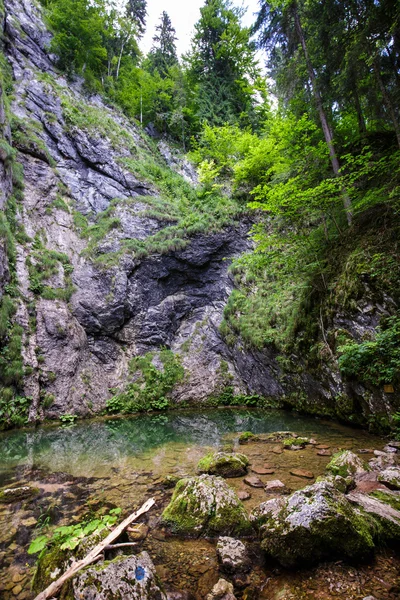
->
[140,0,262,58]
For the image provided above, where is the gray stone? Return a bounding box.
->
[377,467,400,490]
[197,452,249,478]
[217,537,251,574]
[73,552,167,600]
[250,481,375,567]
[326,450,369,478]
[206,579,237,600]
[161,475,252,537]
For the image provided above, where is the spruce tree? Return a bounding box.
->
[148,12,178,77]
[126,0,147,37]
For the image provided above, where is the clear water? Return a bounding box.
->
[0,408,381,484]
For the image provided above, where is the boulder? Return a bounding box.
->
[283,437,309,450]
[377,467,400,490]
[347,490,400,541]
[250,481,374,567]
[0,485,39,503]
[326,450,369,478]
[206,579,237,600]
[216,537,251,574]
[73,552,166,600]
[161,475,253,537]
[197,452,249,478]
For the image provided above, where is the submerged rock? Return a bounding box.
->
[377,467,400,490]
[216,537,251,574]
[73,552,166,600]
[0,485,39,503]
[206,578,237,600]
[250,481,374,567]
[326,450,369,478]
[197,452,249,478]
[160,475,252,537]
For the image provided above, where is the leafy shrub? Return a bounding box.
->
[106,349,184,414]
[338,315,400,386]
[28,507,122,555]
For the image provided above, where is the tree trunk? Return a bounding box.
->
[293,4,352,225]
[373,58,400,149]
[116,39,126,80]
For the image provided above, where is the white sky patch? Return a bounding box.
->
[139,0,261,58]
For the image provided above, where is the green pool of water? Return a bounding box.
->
[0,408,382,484]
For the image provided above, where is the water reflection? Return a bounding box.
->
[0,408,374,483]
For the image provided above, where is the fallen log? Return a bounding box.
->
[33,497,155,600]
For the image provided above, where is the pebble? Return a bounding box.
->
[264,480,287,493]
[243,476,264,488]
[271,446,283,454]
[237,490,251,501]
[315,444,330,450]
[387,441,400,449]
[358,449,374,454]
[11,574,25,583]
[290,469,314,479]
[12,584,22,595]
[383,445,398,454]
[251,466,274,475]
[317,449,332,456]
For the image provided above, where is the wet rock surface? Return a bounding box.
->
[197,452,249,478]
[73,552,167,600]
[216,537,251,574]
[161,475,252,538]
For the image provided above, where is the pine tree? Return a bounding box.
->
[126,0,147,37]
[186,0,260,129]
[148,12,178,77]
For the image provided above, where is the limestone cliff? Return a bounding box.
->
[0,0,398,430]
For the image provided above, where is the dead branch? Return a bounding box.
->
[33,498,155,600]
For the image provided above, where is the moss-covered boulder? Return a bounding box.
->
[160,474,253,538]
[347,490,400,542]
[250,481,375,567]
[377,467,400,490]
[197,452,249,478]
[0,485,39,503]
[73,552,166,600]
[326,450,369,478]
[282,437,309,450]
[238,432,257,445]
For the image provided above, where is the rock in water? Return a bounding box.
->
[250,481,374,567]
[206,578,237,600]
[216,537,251,574]
[73,552,166,599]
[326,450,369,478]
[197,452,249,478]
[161,475,252,537]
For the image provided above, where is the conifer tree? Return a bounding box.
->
[126,0,147,37]
[148,11,178,77]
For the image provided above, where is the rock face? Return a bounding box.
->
[160,475,252,537]
[73,553,167,600]
[197,452,249,478]
[250,481,374,567]
[1,0,399,427]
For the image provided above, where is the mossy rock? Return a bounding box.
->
[32,528,110,594]
[282,437,309,449]
[250,481,375,567]
[197,452,249,478]
[238,431,257,445]
[161,474,253,538]
[72,552,166,600]
[326,450,369,479]
[377,467,400,490]
[0,485,40,503]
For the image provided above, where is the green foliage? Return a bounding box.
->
[338,315,400,386]
[106,349,184,414]
[26,235,75,301]
[28,507,122,555]
[59,414,77,426]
